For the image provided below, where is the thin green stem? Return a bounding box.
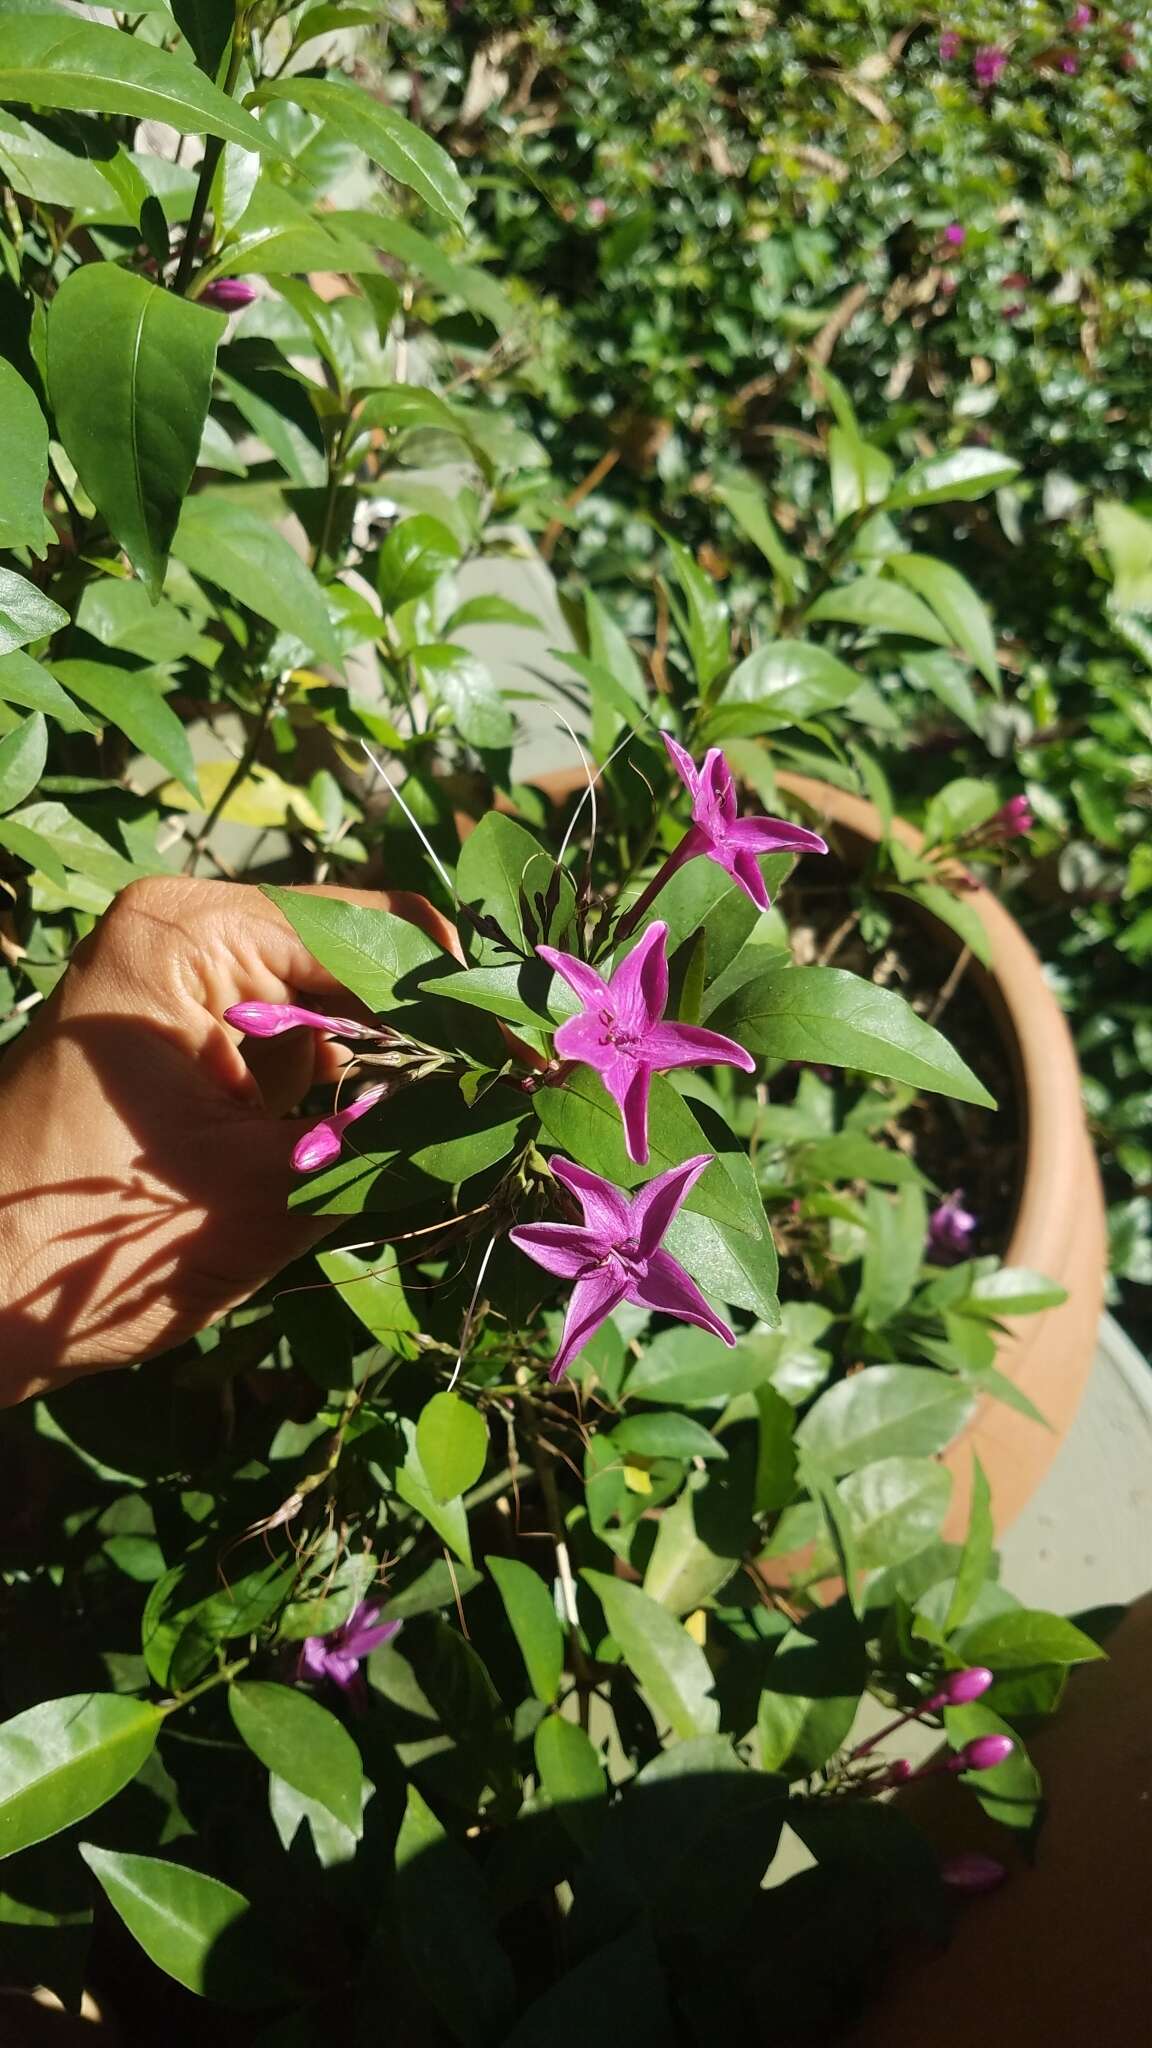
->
[165,1654,251,1711]
[183,668,286,874]
[172,29,248,295]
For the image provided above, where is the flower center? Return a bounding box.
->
[608,1237,647,1280]
[597,1007,641,1056]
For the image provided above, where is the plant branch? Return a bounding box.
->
[172,30,248,295]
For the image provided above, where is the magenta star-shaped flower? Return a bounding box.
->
[510,1154,735,1381]
[662,733,828,912]
[297,1600,401,1700]
[538,920,754,1165]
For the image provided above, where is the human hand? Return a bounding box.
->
[0,876,453,1405]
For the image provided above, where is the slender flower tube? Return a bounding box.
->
[298,1600,401,1700]
[539,921,755,1164]
[225,1001,377,1040]
[292,1084,387,1173]
[511,1154,735,1381]
[851,1667,994,1760]
[200,277,258,311]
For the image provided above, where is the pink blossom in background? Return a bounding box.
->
[944,222,966,248]
[200,278,257,311]
[927,1189,978,1262]
[660,733,828,912]
[539,921,754,1165]
[1069,5,1094,27]
[299,1601,401,1699]
[939,31,962,62]
[1060,52,1080,74]
[973,44,1008,87]
[511,1154,735,1381]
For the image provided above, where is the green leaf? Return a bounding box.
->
[171,0,234,79]
[416,1391,488,1505]
[489,1556,565,1705]
[255,77,469,226]
[856,1184,929,1329]
[662,1155,780,1321]
[316,1244,416,1340]
[886,449,1020,509]
[611,1414,727,1463]
[642,1485,740,1614]
[715,470,800,600]
[54,660,198,796]
[958,1609,1106,1671]
[456,811,550,949]
[805,577,951,645]
[797,1366,974,1476]
[944,1457,993,1634]
[583,1571,718,1739]
[715,639,863,730]
[535,1066,751,1229]
[0,1696,164,1858]
[889,554,1000,688]
[837,1456,952,1569]
[1096,500,1152,614]
[228,1681,363,1834]
[0,19,277,153]
[625,1325,778,1407]
[338,209,517,332]
[708,965,995,1108]
[663,535,728,688]
[432,961,563,1029]
[0,711,47,815]
[392,1417,472,1565]
[261,886,443,1010]
[78,1846,296,2007]
[0,568,67,658]
[533,1714,606,1846]
[827,425,894,521]
[419,645,514,751]
[800,1132,924,1187]
[755,1384,799,1513]
[941,1704,1040,1830]
[0,359,50,553]
[955,1267,1068,1318]
[393,1783,517,2044]
[172,496,339,661]
[758,1601,865,1777]
[0,798,151,893]
[0,651,96,734]
[375,512,461,610]
[46,265,224,599]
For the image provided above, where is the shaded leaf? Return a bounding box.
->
[489,1557,565,1705]
[228,1681,363,1834]
[0,1697,163,1858]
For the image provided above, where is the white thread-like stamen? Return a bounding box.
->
[360,740,459,901]
[449,1231,499,1390]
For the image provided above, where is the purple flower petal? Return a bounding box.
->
[641,1021,757,1075]
[631,1153,715,1255]
[725,815,829,859]
[618,1061,653,1165]
[549,1157,633,1235]
[550,1264,630,1381]
[661,729,701,798]
[629,1247,735,1345]
[225,1001,373,1039]
[537,945,611,1010]
[510,1221,614,1278]
[609,920,668,1034]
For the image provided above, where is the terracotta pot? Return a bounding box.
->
[775,772,1106,1541]
[491,764,1105,1542]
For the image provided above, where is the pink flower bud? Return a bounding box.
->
[292,1085,387,1173]
[200,277,258,312]
[941,1851,1008,1893]
[944,222,966,248]
[957,1733,1015,1772]
[943,1666,995,1705]
[224,1002,375,1040]
[885,1758,913,1784]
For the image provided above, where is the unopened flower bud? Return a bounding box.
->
[200,277,257,311]
[224,1002,375,1040]
[292,1085,387,1173]
[956,1733,1015,1772]
[943,1666,994,1705]
[941,1851,1008,1893]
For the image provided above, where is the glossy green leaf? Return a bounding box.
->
[228,1681,363,1834]
[456,811,550,947]
[47,266,224,599]
[316,1244,416,1340]
[0,360,50,553]
[256,77,469,225]
[1097,499,1152,614]
[856,1184,929,1328]
[805,577,951,644]
[642,1484,740,1613]
[393,1783,517,2043]
[489,1555,565,1704]
[533,1714,606,1846]
[611,1413,727,1463]
[797,1365,973,1476]
[536,1067,750,1229]
[715,639,863,730]
[958,1608,1106,1671]
[0,1696,164,1858]
[0,651,95,734]
[419,645,514,751]
[942,1703,1041,1830]
[79,1846,296,2007]
[584,1571,719,1738]
[708,965,995,1107]
[376,512,461,610]
[171,0,234,78]
[54,660,198,796]
[837,1455,952,1569]
[662,1157,780,1322]
[416,1392,488,1505]
[624,1324,776,1406]
[955,1267,1069,1318]
[755,1383,798,1512]
[393,1417,472,1565]
[890,881,993,969]
[0,712,47,815]
[0,19,276,153]
[889,554,1000,688]
[886,449,1020,509]
[715,471,800,599]
[663,534,728,687]
[757,1601,865,1777]
[0,569,67,659]
[944,1457,993,1634]
[172,496,339,661]
[262,886,443,1010]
